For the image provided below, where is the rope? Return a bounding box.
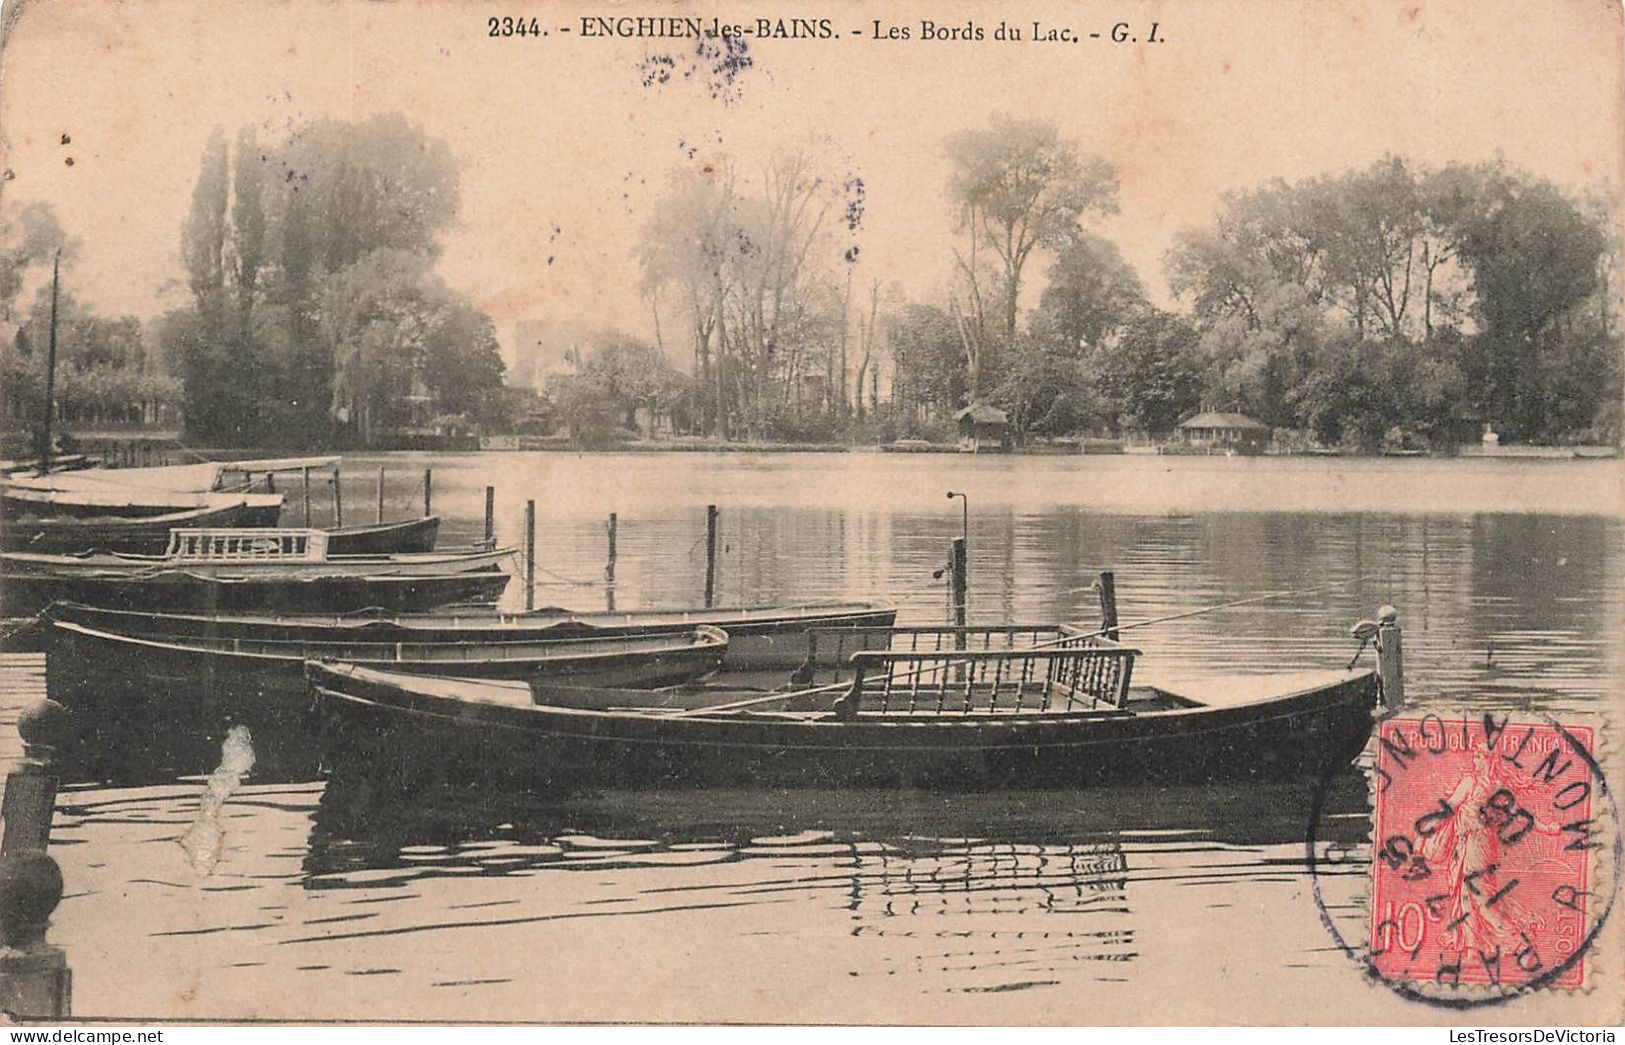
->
[168,442,215,464]
[525,563,600,587]
[1104,574,1379,636]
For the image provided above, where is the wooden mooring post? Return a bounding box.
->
[483,486,496,545]
[331,467,343,529]
[423,468,433,519]
[605,513,618,612]
[1097,570,1120,641]
[301,466,312,527]
[376,466,386,524]
[1375,605,1404,707]
[950,537,968,641]
[703,505,719,608]
[0,653,72,1018]
[524,499,536,612]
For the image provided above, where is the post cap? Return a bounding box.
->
[1377,604,1399,623]
[0,852,63,948]
[15,699,68,759]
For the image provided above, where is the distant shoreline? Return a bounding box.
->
[52,432,1623,461]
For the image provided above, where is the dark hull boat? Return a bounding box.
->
[308,630,1380,790]
[46,616,728,705]
[0,542,508,580]
[324,515,441,555]
[3,529,513,614]
[0,482,284,523]
[3,569,511,615]
[40,598,898,670]
[1,502,274,554]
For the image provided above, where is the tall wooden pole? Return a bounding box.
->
[423,468,433,518]
[301,467,312,527]
[950,537,968,646]
[1097,571,1120,641]
[376,466,386,524]
[331,467,343,529]
[605,513,618,612]
[483,485,495,544]
[36,255,60,475]
[704,505,719,608]
[524,499,536,612]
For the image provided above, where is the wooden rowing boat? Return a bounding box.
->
[0,482,284,523]
[307,628,1380,789]
[2,455,339,495]
[2,569,512,615]
[1,529,513,614]
[2,529,509,578]
[40,598,898,670]
[4,511,440,556]
[46,616,728,704]
[324,515,441,555]
[1,501,275,553]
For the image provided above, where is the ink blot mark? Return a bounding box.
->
[640,34,754,104]
[178,725,256,876]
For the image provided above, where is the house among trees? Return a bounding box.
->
[1177,412,1270,453]
[955,402,1011,453]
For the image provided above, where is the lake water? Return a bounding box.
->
[14,452,1624,1022]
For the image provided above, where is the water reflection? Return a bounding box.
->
[290,772,1372,995]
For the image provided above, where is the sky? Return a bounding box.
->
[1,0,1621,365]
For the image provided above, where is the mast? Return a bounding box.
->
[37,252,60,475]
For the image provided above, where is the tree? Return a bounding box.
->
[0,202,76,324]
[946,117,1119,360]
[640,149,855,440]
[548,335,690,444]
[886,304,968,427]
[991,315,1096,440]
[1166,157,1620,445]
[1100,310,1203,435]
[1451,166,1609,439]
[640,171,740,436]
[171,115,496,445]
[1038,232,1147,352]
[6,287,178,430]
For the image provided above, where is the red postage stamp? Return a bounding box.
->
[1368,714,1598,990]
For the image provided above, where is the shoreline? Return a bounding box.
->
[51,434,1623,461]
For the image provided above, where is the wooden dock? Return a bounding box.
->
[0,652,48,765]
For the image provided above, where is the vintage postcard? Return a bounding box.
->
[0,0,1621,1027]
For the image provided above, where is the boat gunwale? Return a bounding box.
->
[1,546,515,576]
[39,598,898,633]
[50,618,730,666]
[309,660,1380,748]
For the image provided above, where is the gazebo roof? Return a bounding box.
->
[1178,411,1268,430]
[955,402,1009,424]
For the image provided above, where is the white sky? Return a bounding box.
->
[1,0,1620,364]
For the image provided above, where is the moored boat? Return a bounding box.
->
[307,627,1381,790]
[46,616,728,705]
[1,528,513,614]
[2,455,339,496]
[1,501,277,554]
[324,515,441,555]
[0,481,284,523]
[40,598,898,670]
